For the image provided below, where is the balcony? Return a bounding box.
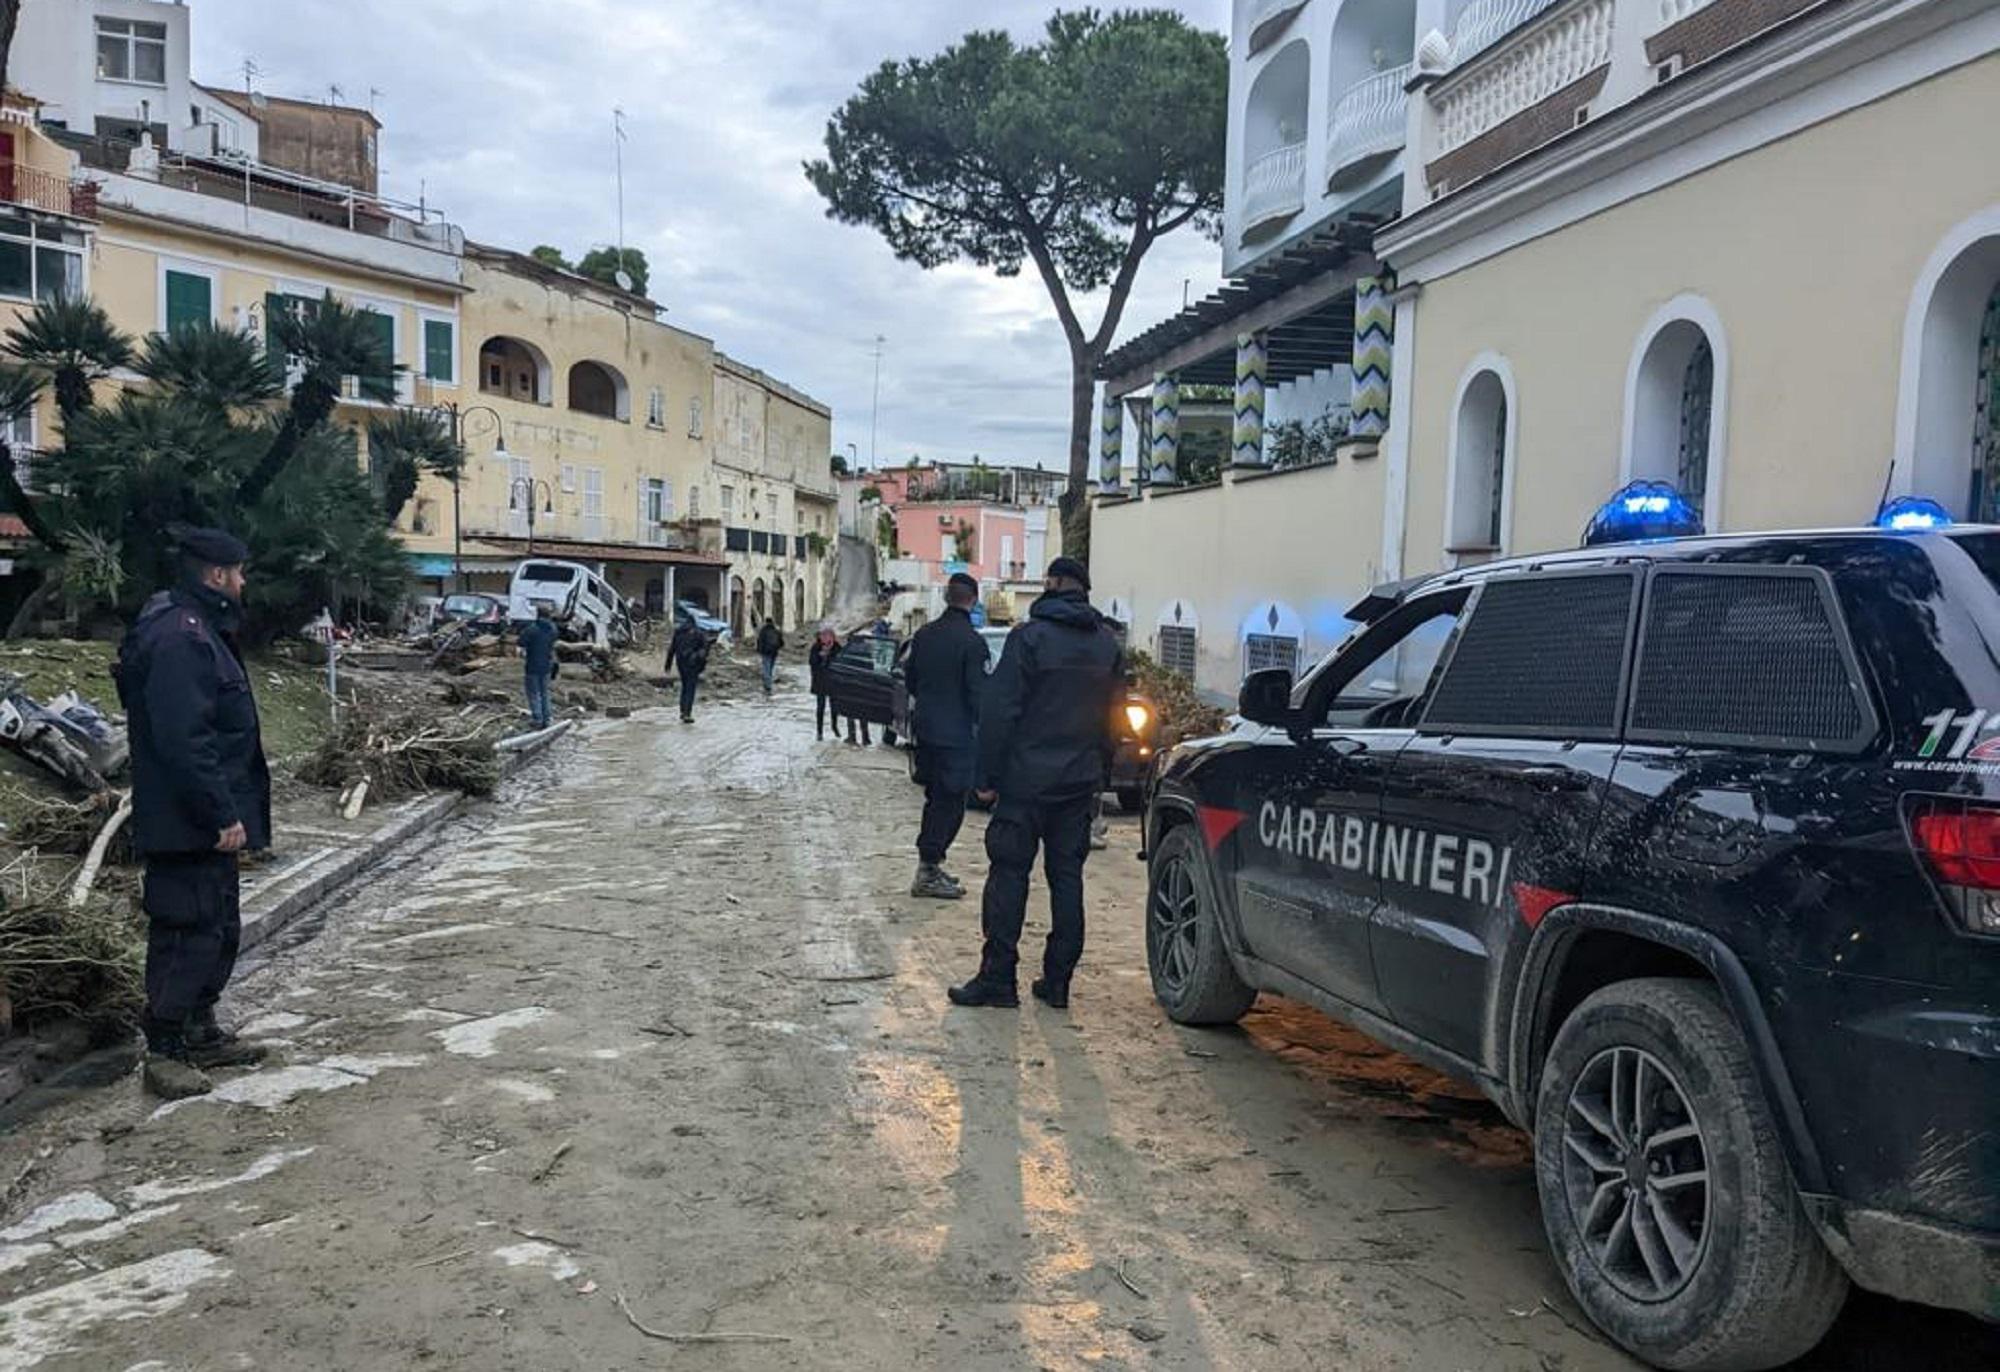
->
[1246,0,1308,54]
[1655,0,1719,28]
[1449,0,1564,66]
[1241,141,1307,237]
[1433,0,1615,158]
[0,165,93,220]
[1325,63,1413,186]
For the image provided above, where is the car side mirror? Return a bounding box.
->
[1238,668,1295,728]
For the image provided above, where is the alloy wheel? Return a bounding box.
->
[1149,855,1202,995]
[1559,1045,1712,1302]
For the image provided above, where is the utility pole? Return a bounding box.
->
[869,334,885,469]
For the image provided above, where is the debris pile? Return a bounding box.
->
[297,710,504,802]
[1126,650,1230,749]
[0,874,143,1032]
[17,792,132,861]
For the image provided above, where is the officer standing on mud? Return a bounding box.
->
[117,526,273,1099]
[904,572,987,899]
[949,557,1123,1011]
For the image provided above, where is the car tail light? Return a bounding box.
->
[1908,801,2000,935]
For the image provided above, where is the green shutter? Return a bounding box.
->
[360,309,395,402]
[264,290,288,366]
[164,270,211,332]
[423,318,454,382]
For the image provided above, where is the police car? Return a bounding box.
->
[1142,487,1998,1370]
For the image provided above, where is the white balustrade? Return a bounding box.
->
[1657,0,1718,27]
[1449,0,1564,66]
[1246,0,1308,53]
[1434,0,1614,154]
[1241,140,1307,231]
[1325,62,1413,183]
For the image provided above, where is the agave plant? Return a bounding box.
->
[2,294,134,423]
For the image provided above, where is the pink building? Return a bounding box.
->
[891,500,1030,585]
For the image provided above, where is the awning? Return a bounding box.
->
[1096,221,1383,396]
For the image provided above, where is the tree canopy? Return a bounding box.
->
[575,246,650,297]
[806,7,1227,555]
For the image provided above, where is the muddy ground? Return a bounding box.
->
[0,678,1992,1370]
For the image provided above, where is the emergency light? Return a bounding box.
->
[1875,495,1952,531]
[1582,481,1705,547]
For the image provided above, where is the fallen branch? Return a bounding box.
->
[1115,1259,1150,1301]
[511,1226,577,1249]
[532,1140,573,1183]
[615,1291,794,1345]
[412,1248,474,1269]
[341,777,371,821]
[68,792,133,909]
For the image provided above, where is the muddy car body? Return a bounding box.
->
[1143,526,2000,1369]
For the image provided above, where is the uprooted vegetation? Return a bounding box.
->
[1126,649,1230,748]
[296,709,507,801]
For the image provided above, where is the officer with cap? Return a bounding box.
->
[949,556,1123,1010]
[115,525,273,1098]
[903,570,987,899]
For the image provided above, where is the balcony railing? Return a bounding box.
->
[1656,0,1719,28]
[1325,63,1412,186]
[1246,0,1307,54]
[1241,140,1306,235]
[1449,0,1564,67]
[0,165,89,219]
[1435,0,1614,155]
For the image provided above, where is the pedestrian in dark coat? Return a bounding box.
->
[949,557,1124,1011]
[667,613,710,723]
[756,617,785,696]
[808,626,839,739]
[115,526,274,1098]
[903,573,988,899]
[518,605,559,729]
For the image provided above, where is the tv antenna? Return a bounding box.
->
[613,108,628,269]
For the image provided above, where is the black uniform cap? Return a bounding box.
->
[1045,556,1090,591]
[171,524,251,568]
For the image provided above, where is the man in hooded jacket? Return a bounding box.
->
[949,557,1124,1010]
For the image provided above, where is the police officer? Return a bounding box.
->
[904,571,987,899]
[949,557,1123,1010]
[117,526,273,1099]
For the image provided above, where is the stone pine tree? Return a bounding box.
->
[806,8,1227,559]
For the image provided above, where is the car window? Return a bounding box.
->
[1312,591,1468,730]
[519,564,576,583]
[1422,572,1637,739]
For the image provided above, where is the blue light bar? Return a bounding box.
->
[1583,480,1705,547]
[1876,495,1952,531]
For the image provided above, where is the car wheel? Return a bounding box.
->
[1534,978,1847,1371]
[1145,824,1256,1026]
[1114,787,1145,815]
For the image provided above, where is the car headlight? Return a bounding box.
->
[1124,702,1151,735]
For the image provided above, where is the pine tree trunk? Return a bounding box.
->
[1059,347,1097,564]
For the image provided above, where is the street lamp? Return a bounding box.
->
[406,400,507,593]
[508,476,555,555]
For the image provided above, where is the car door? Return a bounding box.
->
[828,637,896,724]
[1230,591,1468,1016]
[1373,569,1639,1069]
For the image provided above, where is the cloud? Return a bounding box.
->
[187,0,1231,468]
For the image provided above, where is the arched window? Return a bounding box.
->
[567,360,629,420]
[1242,41,1310,239]
[478,335,550,405]
[1897,213,2000,520]
[1325,0,1415,187]
[1622,297,1726,523]
[1447,361,1512,556]
[751,578,767,624]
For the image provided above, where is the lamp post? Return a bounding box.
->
[509,476,554,556]
[405,400,507,593]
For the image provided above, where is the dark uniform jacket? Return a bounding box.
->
[116,585,272,857]
[976,590,1124,802]
[669,621,710,678]
[904,606,986,749]
[518,618,559,676]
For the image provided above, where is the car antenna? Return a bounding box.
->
[1877,457,1896,519]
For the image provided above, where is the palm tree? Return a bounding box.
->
[138,319,283,413]
[364,408,459,520]
[239,292,399,504]
[2,295,134,423]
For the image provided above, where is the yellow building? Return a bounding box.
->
[709,354,837,633]
[0,100,93,460]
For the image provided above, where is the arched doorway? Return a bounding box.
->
[1447,358,1514,559]
[478,335,551,404]
[1623,298,1726,523]
[1897,215,2000,517]
[567,360,629,420]
[729,578,745,636]
[751,578,767,625]
[795,578,807,627]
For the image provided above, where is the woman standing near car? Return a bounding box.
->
[808,625,840,740]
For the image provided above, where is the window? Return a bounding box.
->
[582,467,605,539]
[156,267,211,332]
[1157,625,1198,679]
[1628,568,1872,751]
[559,463,578,495]
[767,492,778,524]
[720,484,734,522]
[96,18,168,85]
[1449,368,1510,553]
[568,360,625,419]
[2,407,35,488]
[1423,574,1637,739]
[1313,594,1466,730]
[1678,338,1713,515]
[646,387,665,428]
[0,217,84,302]
[1245,634,1299,678]
[357,308,394,402]
[423,318,456,384]
[263,291,319,371]
[688,396,704,438]
[688,485,701,519]
[411,498,439,535]
[645,477,671,525]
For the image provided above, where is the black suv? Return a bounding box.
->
[1143,528,1999,1371]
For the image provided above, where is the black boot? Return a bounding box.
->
[947,977,1018,1008]
[1031,978,1070,1010]
[141,1024,214,1100]
[186,1012,269,1069]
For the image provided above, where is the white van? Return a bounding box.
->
[507,560,634,649]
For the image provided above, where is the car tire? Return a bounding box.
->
[1114,787,1145,815]
[1534,978,1848,1372]
[1145,824,1256,1026]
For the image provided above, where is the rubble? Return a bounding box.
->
[0,871,144,1033]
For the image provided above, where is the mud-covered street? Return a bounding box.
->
[0,686,1992,1370]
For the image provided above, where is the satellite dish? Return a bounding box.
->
[614,269,634,292]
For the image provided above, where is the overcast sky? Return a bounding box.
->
[188,0,1231,471]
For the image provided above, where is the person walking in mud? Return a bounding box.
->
[667,609,710,724]
[903,573,987,899]
[756,615,785,696]
[949,557,1123,1011]
[115,525,274,1099]
[808,625,840,740]
[519,604,559,730]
